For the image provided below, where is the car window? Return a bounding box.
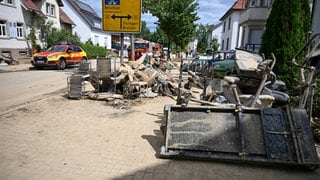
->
[67,46,73,52]
[73,46,82,52]
[48,45,67,52]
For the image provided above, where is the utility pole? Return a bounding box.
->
[120,33,124,63]
[131,34,135,61]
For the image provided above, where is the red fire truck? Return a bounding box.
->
[127,38,164,60]
[127,38,150,60]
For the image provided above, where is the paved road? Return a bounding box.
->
[0,70,68,113]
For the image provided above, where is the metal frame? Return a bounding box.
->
[160,105,319,168]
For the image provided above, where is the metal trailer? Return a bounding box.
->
[160,104,319,168]
[160,35,320,168]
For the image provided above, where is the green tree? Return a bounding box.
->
[81,39,107,58]
[259,0,311,94]
[46,29,81,48]
[196,24,211,53]
[150,27,169,47]
[210,37,219,52]
[143,0,199,57]
[27,16,53,53]
[136,21,152,40]
[35,19,54,49]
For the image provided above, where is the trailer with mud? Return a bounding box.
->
[160,34,320,168]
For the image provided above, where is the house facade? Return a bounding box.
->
[62,0,112,49]
[238,0,273,52]
[0,0,71,58]
[219,0,245,51]
[0,0,112,60]
[238,0,315,52]
[0,0,31,57]
[207,22,223,49]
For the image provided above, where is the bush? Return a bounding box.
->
[81,39,107,59]
[290,79,320,119]
[46,29,81,48]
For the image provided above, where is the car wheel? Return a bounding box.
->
[58,59,66,70]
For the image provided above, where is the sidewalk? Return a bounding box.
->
[0,56,31,71]
[0,94,319,180]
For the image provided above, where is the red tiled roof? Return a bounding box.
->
[59,8,76,25]
[21,0,42,13]
[232,0,247,10]
[219,0,247,20]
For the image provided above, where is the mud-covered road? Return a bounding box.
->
[0,70,68,113]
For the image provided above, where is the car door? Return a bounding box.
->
[71,46,83,63]
[64,46,73,63]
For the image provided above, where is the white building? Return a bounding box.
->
[62,0,112,49]
[239,0,273,52]
[0,0,74,58]
[207,22,223,49]
[0,0,28,56]
[219,0,245,51]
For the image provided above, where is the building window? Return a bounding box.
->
[17,23,23,38]
[228,17,231,30]
[250,0,255,7]
[0,0,14,5]
[221,40,224,50]
[268,0,274,7]
[94,35,99,45]
[94,19,101,28]
[46,3,55,16]
[226,38,229,50]
[0,20,7,37]
[223,21,226,32]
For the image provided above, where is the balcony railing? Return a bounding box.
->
[244,44,261,52]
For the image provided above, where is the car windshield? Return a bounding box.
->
[47,45,67,52]
[134,43,147,49]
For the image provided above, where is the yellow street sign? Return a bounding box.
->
[102,0,141,33]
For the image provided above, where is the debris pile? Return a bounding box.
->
[88,54,194,102]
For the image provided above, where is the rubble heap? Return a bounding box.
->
[87,54,195,102]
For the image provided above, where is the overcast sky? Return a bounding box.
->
[87,0,236,31]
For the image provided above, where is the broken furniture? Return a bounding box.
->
[67,62,91,99]
[90,57,113,92]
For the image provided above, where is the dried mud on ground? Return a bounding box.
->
[0,92,320,179]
